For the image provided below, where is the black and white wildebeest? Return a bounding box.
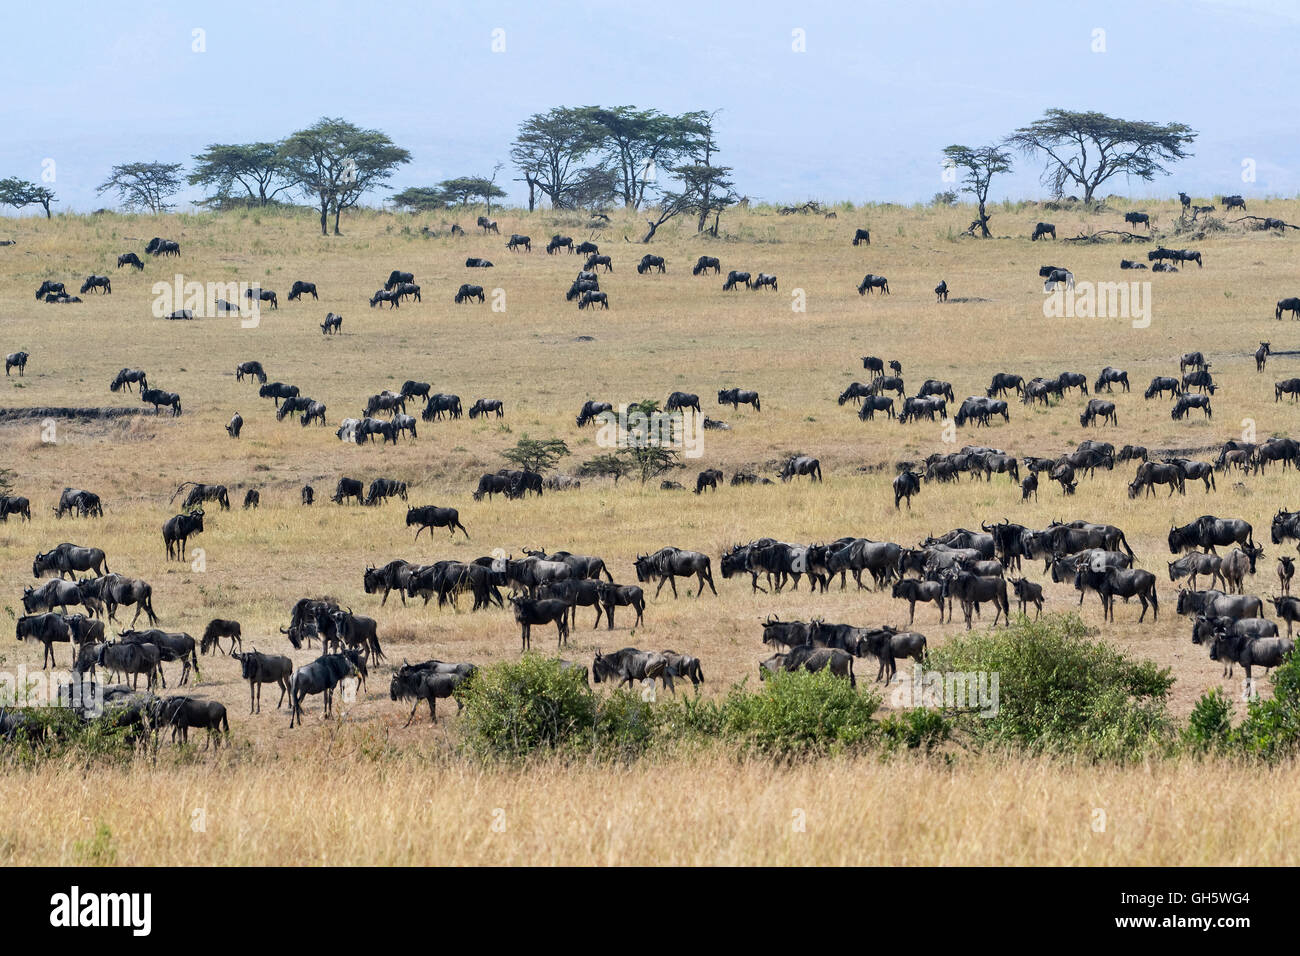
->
[1210,632,1294,688]
[780,455,821,482]
[109,367,148,392]
[201,618,243,655]
[578,290,609,310]
[1094,367,1130,393]
[454,283,485,303]
[637,254,666,274]
[1079,399,1118,427]
[893,469,921,510]
[22,578,84,615]
[287,651,366,727]
[546,234,574,254]
[287,280,318,301]
[406,505,469,540]
[236,360,267,384]
[141,387,182,416]
[509,596,570,651]
[468,398,504,418]
[722,270,751,291]
[1144,376,1182,400]
[33,542,109,579]
[576,400,613,426]
[593,647,670,691]
[857,273,890,295]
[717,387,760,411]
[162,509,204,560]
[1172,393,1212,419]
[390,661,474,724]
[80,275,111,294]
[760,646,856,687]
[321,312,343,334]
[852,228,871,246]
[1031,222,1056,240]
[692,255,721,275]
[634,547,717,598]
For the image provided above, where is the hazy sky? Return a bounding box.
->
[2,0,1295,213]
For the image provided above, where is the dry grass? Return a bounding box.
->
[2,199,1299,864]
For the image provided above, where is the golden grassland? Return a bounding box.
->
[1,198,1299,864]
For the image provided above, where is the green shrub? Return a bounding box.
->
[879,707,952,754]
[1232,653,1300,760]
[1183,688,1233,754]
[925,614,1174,761]
[457,655,596,760]
[715,670,881,759]
[593,689,658,760]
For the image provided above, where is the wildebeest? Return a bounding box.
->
[1149,247,1202,268]
[860,395,898,421]
[692,255,721,275]
[1279,555,1296,596]
[894,469,921,510]
[987,372,1025,398]
[200,619,243,656]
[506,234,531,252]
[287,280,318,301]
[468,398,504,419]
[0,495,31,521]
[465,257,494,268]
[33,542,109,579]
[694,468,723,494]
[390,662,473,725]
[140,387,182,416]
[392,282,421,303]
[596,583,645,629]
[1144,376,1182,400]
[1222,195,1246,212]
[54,488,103,519]
[1275,379,1300,403]
[16,613,76,668]
[369,289,400,308]
[476,216,499,235]
[454,283,485,303]
[751,273,778,291]
[245,287,277,309]
[406,504,469,540]
[231,650,292,714]
[1009,577,1044,619]
[1124,211,1150,229]
[722,270,751,291]
[941,570,1010,630]
[1079,399,1117,427]
[1031,222,1056,240]
[35,280,65,299]
[80,275,111,294]
[1210,632,1293,686]
[1020,473,1038,501]
[2,350,29,378]
[637,254,666,274]
[234,360,267,385]
[1218,545,1264,594]
[1076,566,1159,622]
[362,478,407,506]
[852,228,871,246]
[576,400,613,427]
[780,455,821,482]
[546,234,574,255]
[145,237,180,257]
[1042,269,1073,291]
[95,641,162,690]
[634,547,716,599]
[592,647,670,691]
[760,646,855,687]
[288,651,365,727]
[509,596,570,651]
[1120,259,1148,270]
[1168,552,1225,591]
[934,280,948,302]
[717,388,760,411]
[162,509,204,560]
[84,573,158,626]
[857,274,890,295]
[1256,341,1271,372]
[121,628,200,686]
[578,290,609,310]
[1171,393,1212,419]
[321,312,343,334]
[174,482,229,511]
[1176,589,1264,621]
[1276,298,1300,321]
[892,578,946,623]
[109,367,148,393]
[1094,367,1129,393]
[1169,515,1254,554]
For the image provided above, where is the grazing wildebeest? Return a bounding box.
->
[471,473,512,501]
[320,312,343,334]
[1168,552,1225,591]
[80,275,111,294]
[859,395,897,421]
[1124,211,1150,229]
[231,650,292,714]
[1079,399,1118,427]
[717,387,760,411]
[390,663,472,725]
[33,542,109,579]
[760,646,856,687]
[331,477,364,506]
[893,469,921,510]
[509,596,570,651]
[55,488,103,519]
[3,351,28,377]
[454,283,485,304]
[987,373,1025,397]
[1094,367,1129,393]
[566,278,600,301]
[780,455,821,482]
[363,391,406,418]
[576,400,613,426]
[162,509,204,561]
[584,254,612,272]
[477,216,499,235]
[578,290,609,310]
[235,360,267,384]
[665,391,700,416]
[287,280,318,301]
[1275,379,1300,403]
[852,228,871,246]
[287,651,365,727]
[546,234,574,254]
[0,495,31,521]
[1276,298,1300,321]
[751,273,778,291]
[722,270,751,291]
[392,282,421,303]
[140,387,182,416]
[592,648,670,691]
[857,274,890,295]
[145,237,181,257]
[468,398,504,419]
[245,287,277,309]
[694,468,723,494]
[634,547,716,599]
[1144,376,1182,399]
[109,367,147,393]
[175,482,230,511]
[1031,222,1056,240]
[406,504,469,540]
[934,280,948,302]
[1172,393,1212,419]
[637,254,666,274]
[35,280,66,299]
[200,619,243,656]
[692,255,721,275]
[422,393,462,421]
[1042,269,1073,291]
[16,614,75,668]
[363,478,407,506]
[1210,633,1293,687]
[369,289,400,308]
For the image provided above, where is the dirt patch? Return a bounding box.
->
[0,406,143,421]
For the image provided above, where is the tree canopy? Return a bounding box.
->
[96,162,184,214]
[942,144,1013,237]
[189,142,296,206]
[0,177,56,218]
[279,117,410,235]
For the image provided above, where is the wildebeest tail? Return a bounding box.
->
[848,658,856,688]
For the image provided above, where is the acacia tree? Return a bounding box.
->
[1007,109,1196,204]
[0,177,56,218]
[581,107,711,209]
[279,118,410,235]
[942,144,1012,238]
[510,108,602,209]
[578,453,631,485]
[390,186,449,212]
[189,143,296,206]
[96,162,184,213]
[502,436,571,473]
[436,172,506,212]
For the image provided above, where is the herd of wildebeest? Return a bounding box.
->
[3,198,1300,747]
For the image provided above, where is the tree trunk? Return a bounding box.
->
[318,198,329,236]
[332,204,342,235]
[640,219,658,243]
[977,203,991,238]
